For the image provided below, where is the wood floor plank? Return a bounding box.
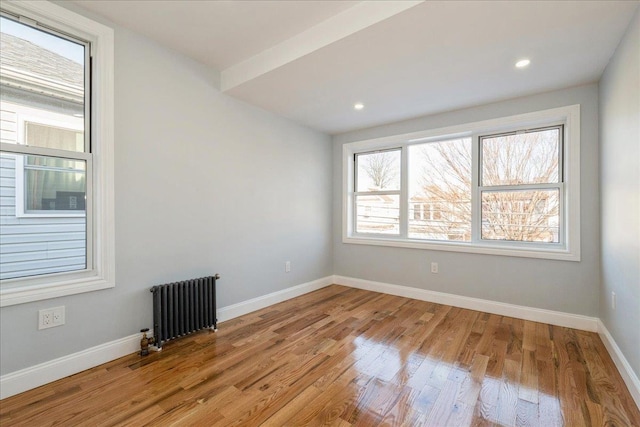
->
[496,358,521,426]
[456,354,490,426]
[423,379,460,426]
[1,285,639,427]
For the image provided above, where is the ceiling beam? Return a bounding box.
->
[220,0,423,92]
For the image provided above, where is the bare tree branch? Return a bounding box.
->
[412,130,559,242]
[360,152,398,189]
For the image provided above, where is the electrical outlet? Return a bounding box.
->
[285,261,291,273]
[39,306,65,330]
[52,306,65,325]
[42,311,52,327]
[611,292,616,310]
[431,262,438,274]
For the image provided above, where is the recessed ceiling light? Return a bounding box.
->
[354,103,364,110]
[515,59,531,68]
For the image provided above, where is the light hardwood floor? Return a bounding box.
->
[1,285,638,426]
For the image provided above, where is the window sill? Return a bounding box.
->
[0,272,114,307]
[343,235,580,262]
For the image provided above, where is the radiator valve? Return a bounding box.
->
[140,328,155,356]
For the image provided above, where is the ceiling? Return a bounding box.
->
[74,0,638,135]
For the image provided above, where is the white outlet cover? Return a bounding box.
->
[39,306,65,330]
[52,306,65,325]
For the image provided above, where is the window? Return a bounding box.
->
[0,1,114,306]
[408,137,472,241]
[355,149,401,234]
[479,127,561,243]
[343,105,580,261]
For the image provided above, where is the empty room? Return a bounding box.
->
[0,0,639,425]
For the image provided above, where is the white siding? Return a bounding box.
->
[0,152,86,280]
[0,109,17,144]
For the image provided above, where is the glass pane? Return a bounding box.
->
[0,153,86,280]
[25,157,86,212]
[481,128,560,186]
[481,190,559,243]
[356,194,399,234]
[25,123,84,152]
[0,16,85,151]
[408,138,472,241]
[356,150,400,191]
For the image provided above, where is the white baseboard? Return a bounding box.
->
[332,275,599,332]
[0,332,141,400]
[597,320,640,408]
[0,275,333,400]
[216,276,333,322]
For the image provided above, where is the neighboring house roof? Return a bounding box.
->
[0,33,83,102]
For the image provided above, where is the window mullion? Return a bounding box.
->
[558,181,565,246]
[399,146,409,237]
[471,134,481,243]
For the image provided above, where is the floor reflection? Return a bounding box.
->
[348,335,564,426]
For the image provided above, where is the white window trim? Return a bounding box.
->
[0,0,115,306]
[342,105,581,261]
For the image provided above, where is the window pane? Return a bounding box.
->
[408,138,472,241]
[25,123,84,152]
[481,190,559,242]
[0,16,85,151]
[356,194,399,234]
[356,150,400,191]
[0,153,86,280]
[24,155,86,212]
[481,128,560,186]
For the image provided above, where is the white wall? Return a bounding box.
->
[0,15,333,375]
[333,84,600,317]
[599,10,640,379]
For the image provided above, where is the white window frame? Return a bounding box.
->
[342,105,580,261]
[0,1,115,306]
[353,148,402,235]
[478,125,563,244]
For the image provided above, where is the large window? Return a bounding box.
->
[0,1,114,306]
[343,106,580,261]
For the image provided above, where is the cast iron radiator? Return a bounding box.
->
[150,274,219,349]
